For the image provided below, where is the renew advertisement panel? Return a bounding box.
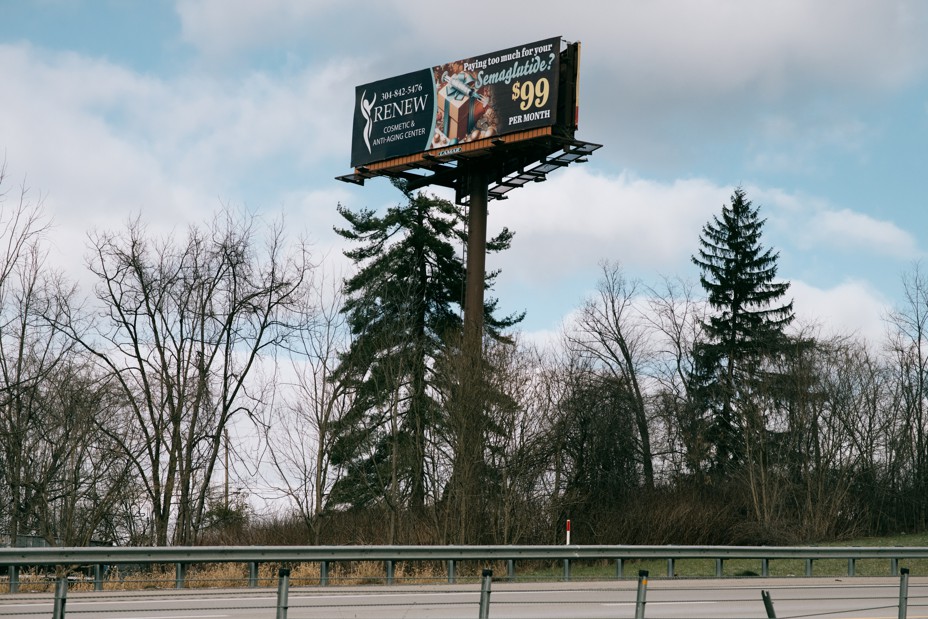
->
[350,37,561,168]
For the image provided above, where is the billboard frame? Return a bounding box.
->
[338,40,599,204]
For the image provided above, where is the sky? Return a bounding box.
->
[2,0,928,346]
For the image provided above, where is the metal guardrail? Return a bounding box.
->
[6,544,928,565]
[0,545,928,592]
[2,544,927,594]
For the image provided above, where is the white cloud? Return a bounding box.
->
[747,186,919,261]
[490,167,727,284]
[0,42,362,275]
[806,209,919,258]
[789,278,889,343]
[176,1,928,96]
[378,1,928,102]
[175,0,335,59]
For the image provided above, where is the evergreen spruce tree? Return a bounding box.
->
[690,188,794,473]
[328,185,519,521]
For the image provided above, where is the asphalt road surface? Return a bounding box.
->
[0,577,925,618]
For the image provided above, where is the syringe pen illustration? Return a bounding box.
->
[441,72,489,105]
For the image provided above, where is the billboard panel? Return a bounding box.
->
[350,37,561,168]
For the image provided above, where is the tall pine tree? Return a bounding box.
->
[328,186,519,529]
[690,188,794,473]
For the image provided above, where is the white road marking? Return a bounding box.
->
[602,601,718,606]
[110,616,229,619]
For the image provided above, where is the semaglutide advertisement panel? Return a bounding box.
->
[350,37,561,168]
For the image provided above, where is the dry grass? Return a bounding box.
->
[1,560,461,593]
[6,533,928,593]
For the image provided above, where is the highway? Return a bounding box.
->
[0,577,925,618]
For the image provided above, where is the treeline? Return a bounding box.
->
[3,167,928,548]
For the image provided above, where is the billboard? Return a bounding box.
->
[350,37,562,168]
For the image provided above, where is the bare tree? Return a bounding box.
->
[644,276,708,480]
[0,164,133,546]
[885,263,928,529]
[261,265,350,544]
[0,167,69,543]
[58,212,311,545]
[528,336,641,543]
[434,333,544,544]
[482,339,565,544]
[567,260,655,487]
[30,359,137,545]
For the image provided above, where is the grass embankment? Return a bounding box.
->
[4,533,927,592]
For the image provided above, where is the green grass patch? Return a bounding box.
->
[502,554,927,580]
[492,532,928,581]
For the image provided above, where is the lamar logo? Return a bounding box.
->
[360,90,377,154]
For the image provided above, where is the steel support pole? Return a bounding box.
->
[175,562,186,589]
[385,560,395,585]
[320,560,329,586]
[276,568,290,619]
[478,569,493,619]
[762,590,777,618]
[94,564,104,591]
[463,165,489,350]
[635,570,649,619]
[248,562,258,587]
[52,578,68,619]
[457,164,489,548]
[899,567,909,619]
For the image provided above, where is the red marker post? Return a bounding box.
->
[566,519,571,545]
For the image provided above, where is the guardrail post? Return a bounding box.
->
[94,563,104,591]
[276,568,290,619]
[52,577,68,619]
[8,565,19,593]
[385,560,395,585]
[175,562,186,589]
[805,558,813,576]
[507,559,515,581]
[248,562,258,587]
[667,558,675,577]
[447,560,456,584]
[761,590,777,618]
[761,558,769,577]
[891,558,899,576]
[898,567,909,619]
[848,558,855,577]
[615,558,623,579]
[716,558,723,577]
[320,560,329,586]
[478,569,493,619]
[562,558,570,581]
[635,570,649,619]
